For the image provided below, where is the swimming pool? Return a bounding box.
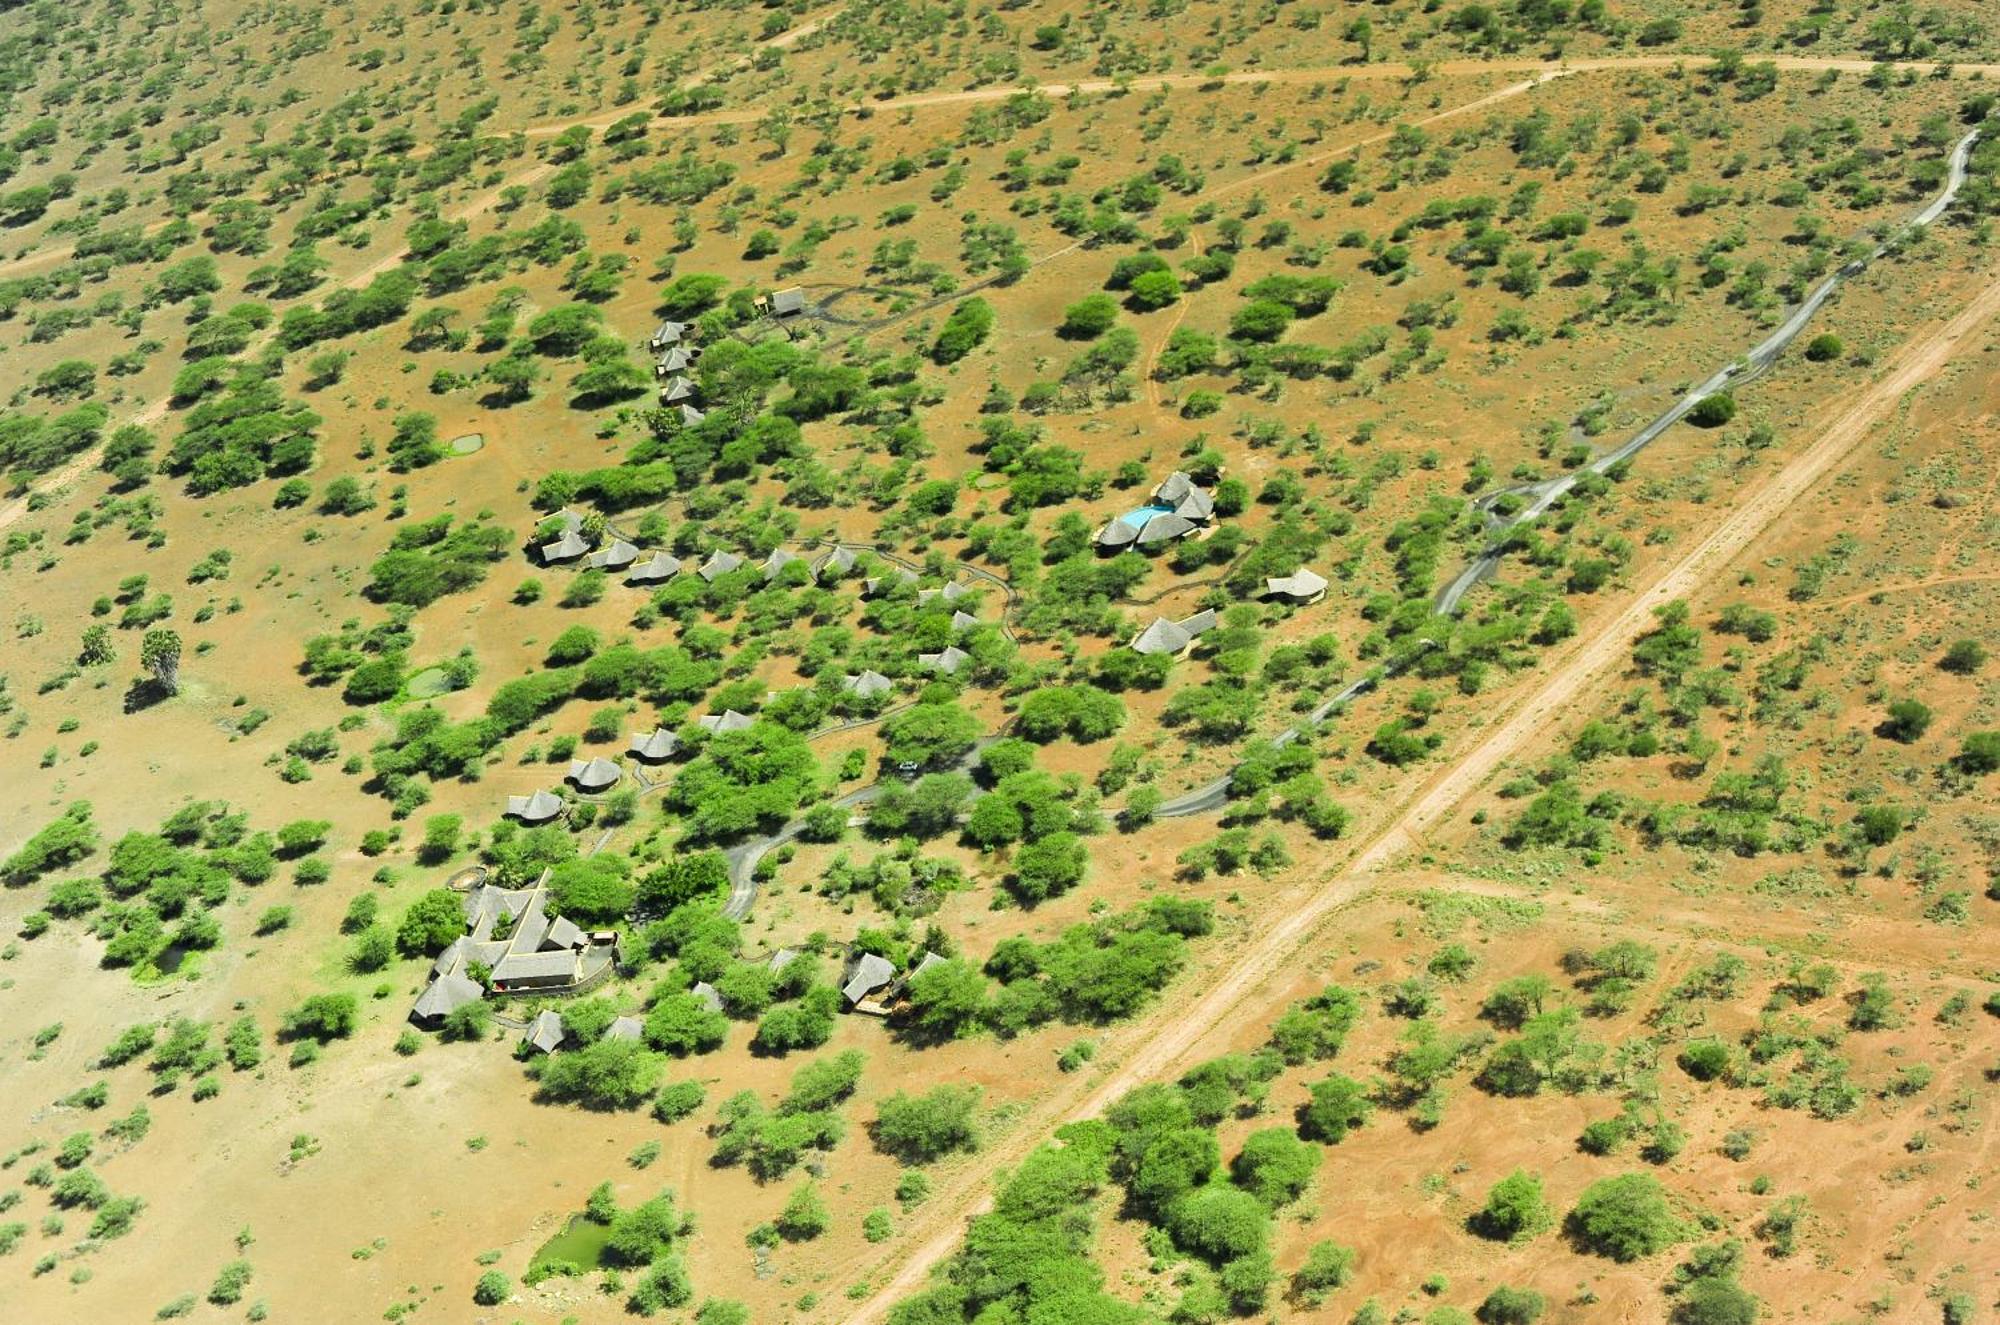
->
[1119,503,1176,529]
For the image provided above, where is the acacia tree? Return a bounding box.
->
[140,629,182,694]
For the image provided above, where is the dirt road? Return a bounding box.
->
[844,264,2000,1321]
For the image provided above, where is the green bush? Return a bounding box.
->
[1567,1173,1679,1261]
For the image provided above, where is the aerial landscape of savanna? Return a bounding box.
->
[0,0,1996,1322]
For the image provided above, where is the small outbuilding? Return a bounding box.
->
[843,670,894,700]
[504,790,565,823]
[919,645,969,675]
[603,1015,645,1042]
[691,981,724,1013]
[626,551,683,585]
[567,757,622,792]
[1262,568,1329,605]
[841,951,896,1008]
[649,320,687,351]
[771,288,806,317]
[660,376,697,403]
[678,403,706,427]
[540,528,590,564]
[1129,609,1218,658]
[698,709,755,734]
[524,1009,567,1055]
[697,550,744,582]
[812,546,858,580]
[761,548,803,582]
[629,728,683,761]
[588,539,639,571]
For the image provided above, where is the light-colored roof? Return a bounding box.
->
[1153,471,1197,503]
[864,569,919,597]
[432,937,467,978]
[772,287,806,314]
[630,727,683,760]
[917,581,969,607]
[525,1009,566,1053]
[1134,512,1198,545]
[662,376,696,402]
[491,948,580,984]
[762,548,802,581]
[540,529,589,563]
[950,610,980,632]
[504,790,564,822]
[812,546,857,579]
[1094,519,1138,549]
[658,347,695,371]
[509,890,552,953]
[697,550,743,581]
[698,709,754,733]
[1178,608,1218,636]
[1264,568,1329,600]
[626,551,682,584]
[604,1015,644,1041]
[766,947,801,973]
[588,539,639,570]
[691,981,723,1013]
[1171,487,1215,520]
[910,951,948,980]
[412,973,483,1020]
[1131,617,1192,656]
[546,916,585,951]
[567,756,622,791]
[919,645,969,674]
[841,951,895,1004]
[844,670,894,698]
[650,320,686,347]
[679,403,706,426]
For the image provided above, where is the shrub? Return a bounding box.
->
[473,1271,510,1306]
[1802,333,1843,362]
[1687,393,1736,427]
[775,1183,829,1241]
[1477,1286,1546,1325]
[872,1085,981,1163]
[1566,1173,1679,1261]
[1472,1170,1550,1243]
[1882,697,1933,742]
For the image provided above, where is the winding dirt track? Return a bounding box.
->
[846,263,2000,1320]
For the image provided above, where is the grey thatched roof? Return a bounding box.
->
[525,1009,566,1054]
[1133,511,1198,545]
[588,538,640,570]
[844,670,893,699]
[691,981,723,1013]
[1130,610,1215,657]
[491,948,579,984]
[650,320,687,348]
[841,951,895,1004]
[1171,487,1215,520]
[546,916,586,951]
[1153,471,1197,504]
[919,645,969,675]
[658,346,695,372]
[766,947,802,973]
[626,551,683,584]
[412,973,483,1021]
[662,375,696,402]
[698,709,754,734]
[1094,519,1138,549]
[679,403,706,426]
[812,546,858,579]
[629,727,683,760]
[567,756,622,791]
[762,548,802,581]
[1263,568,1328,601]
[604,1015,644,1041]
[950,610,980,633]
[504,790,564,823]
[540,529,589,563]
[772,287,806,315]
[917,581,970,608]
[697,550,743,581]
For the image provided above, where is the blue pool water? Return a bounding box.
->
[1119,503,1176,528]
